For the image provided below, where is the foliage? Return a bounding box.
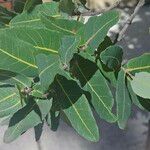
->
[0,1,149,143]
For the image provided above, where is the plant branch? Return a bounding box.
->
[21,87,33,95]
[21,87,52,99]
[78,0,123,16]
[114,0,145,43]
[121,66,134,79]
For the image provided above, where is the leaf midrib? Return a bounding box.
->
[102,55,120,66]
[0,73,30,87]
[0,48,37,68]
[49,21,76,35]
[39,62,58,76]
[64,38,78,65]
[34,46,58,54]
[6,101,40,141]
[10,15,60,26]
[127,65,150,72]
[85,15,119,46]
[0,101,20,113]
[76,64,116,119]
[0,93,16,104]
[56,78,96,139]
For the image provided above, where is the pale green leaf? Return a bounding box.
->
[127,80,144,110]
[126,53,150,73]
[131,72,150,99]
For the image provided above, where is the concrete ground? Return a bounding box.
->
[0,5,150,150]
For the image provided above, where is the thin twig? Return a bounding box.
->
[121,66,134,79]
[79,0,123,16]
[115,0,145,42]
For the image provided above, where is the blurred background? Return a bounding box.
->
[0,1,150,150]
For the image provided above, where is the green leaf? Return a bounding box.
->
[96,38,117,87]
[0,115,11,126]
[70,54,116,123]
[13,0,26,13]
[97,61,117,87]
[3,27,63,55]
[116,69,132,129]
[59,36,80,67]
[126,53,150,74]
[97,36,113,56]
[85,70,117,123]
[41,15,84,35]
[34,122,43,141]
[127,80,144,110]
[36,99,52,119]
[0,85,21,118]
[100,45,123,70]
[0,34,38,77]
[78,10,119,52]
[10,2,60,27]
[4,98,52,143]
[139,98,150,111]
[36,54,60,92]
[0,70,32,88]
[23,0,42,12]
[46,110,60,131]
[31,84,44,98]
[131,72,150,99]
[59,0,75,15]
[0,6,16,27]
[51,75,99,142]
